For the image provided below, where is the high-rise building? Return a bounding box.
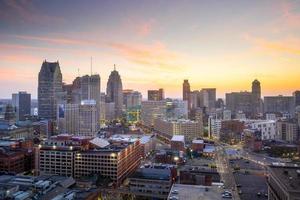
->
[3,104,16,125]
[123,90,142,109]
[200,88,216,113]
[12,91,31,121]
[183,80,191,111]
[264,95,295,116]
[148,88,164,101]
[38,61,63,120]
[106,67,123,118]
[252,79,262,115]
[226,91,253,117]
[293,90,300,107]
[80,74,101,102]
[65,104,79,135]
[141,101,166,127]
[190,90,200,110]
[79,100,99,137]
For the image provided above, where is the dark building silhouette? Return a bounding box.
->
[38,60,63,120]
[106,66,123,118]
[183,80,191,111]
[12,92,31,121]
[148,88,164,101]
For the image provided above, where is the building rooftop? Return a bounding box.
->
[130,168,171,181]
[168,184,223,200]
[192,139,204,144]
[171,135,185,142]
[269,165,300,192]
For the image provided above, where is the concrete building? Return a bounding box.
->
[226,80,262,117]
[75,138,141,186]
[170,135,185,152]
[252,79,262,115]
[267,165,300,200]
[80,74,101,102]
[264,95,295,116]
[190,90,201,110]
[168,184,223,200]
[129,167,173,199]
[293,90,300,107]
[104,102,115,121]
[148,88,164,101]
[123,90,142,109]
[276,119,299,143]
[226,91,253,117]
[208,117,222,138]
[12,92,31,121]
[79,100,99,137]
[200,88,216,113]
[106,67,123,118]
[64,104,79,135]
[141,100,166,127]
[183,80,191,111]
[243,119,277,140]
[36,134,141,186]
[38,60,63,120]
[166,99,188,119]
[223,110,232,120]
[154,118,203,141]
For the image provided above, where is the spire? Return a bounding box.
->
[90,57,93,75]
[114,64,116,71]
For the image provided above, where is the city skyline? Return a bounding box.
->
[1,0,300,98]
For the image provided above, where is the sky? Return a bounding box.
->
[0,0,300,99]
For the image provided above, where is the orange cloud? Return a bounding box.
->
[244,34,300,56]
[108,41,186,72]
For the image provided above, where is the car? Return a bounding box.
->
[236,184,242,188]
[257,192,261,196]
[238,190,242,195]
[264,193,268,197]
[222,194,232,199]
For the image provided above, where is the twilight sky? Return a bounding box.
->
[0,0,300,99]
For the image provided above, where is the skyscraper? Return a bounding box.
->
[293,90,300,107]
[80,74,101,102]
[183,80,191,111]
[252,79,261,115]
[79,100,99,137]
[106,66,123,118]
[12,91,31,121]
[148,89,164,101]
[38,60,63,120]
[200,88,216,113]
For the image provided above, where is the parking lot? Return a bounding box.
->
[229,159,268,200]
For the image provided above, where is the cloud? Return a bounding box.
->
[108,41,187,72]
[0,0,65,25]
[243,34,300,56]
[280,1,300,28]
[14,35,95,46]
[122,17,156,37]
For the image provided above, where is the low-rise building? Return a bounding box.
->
[179,166,220,186]
[168,184,223,200]
[171,135,185,152]
[129,166,173,199]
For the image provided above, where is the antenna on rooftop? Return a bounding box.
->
[114,64,116,71]
[90,57,93,75]
[77,68,80,77]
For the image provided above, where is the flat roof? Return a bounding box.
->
[269,165,300,192]
[130,168,171,181]
[171,135,184,142]
[168,184,223,200]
